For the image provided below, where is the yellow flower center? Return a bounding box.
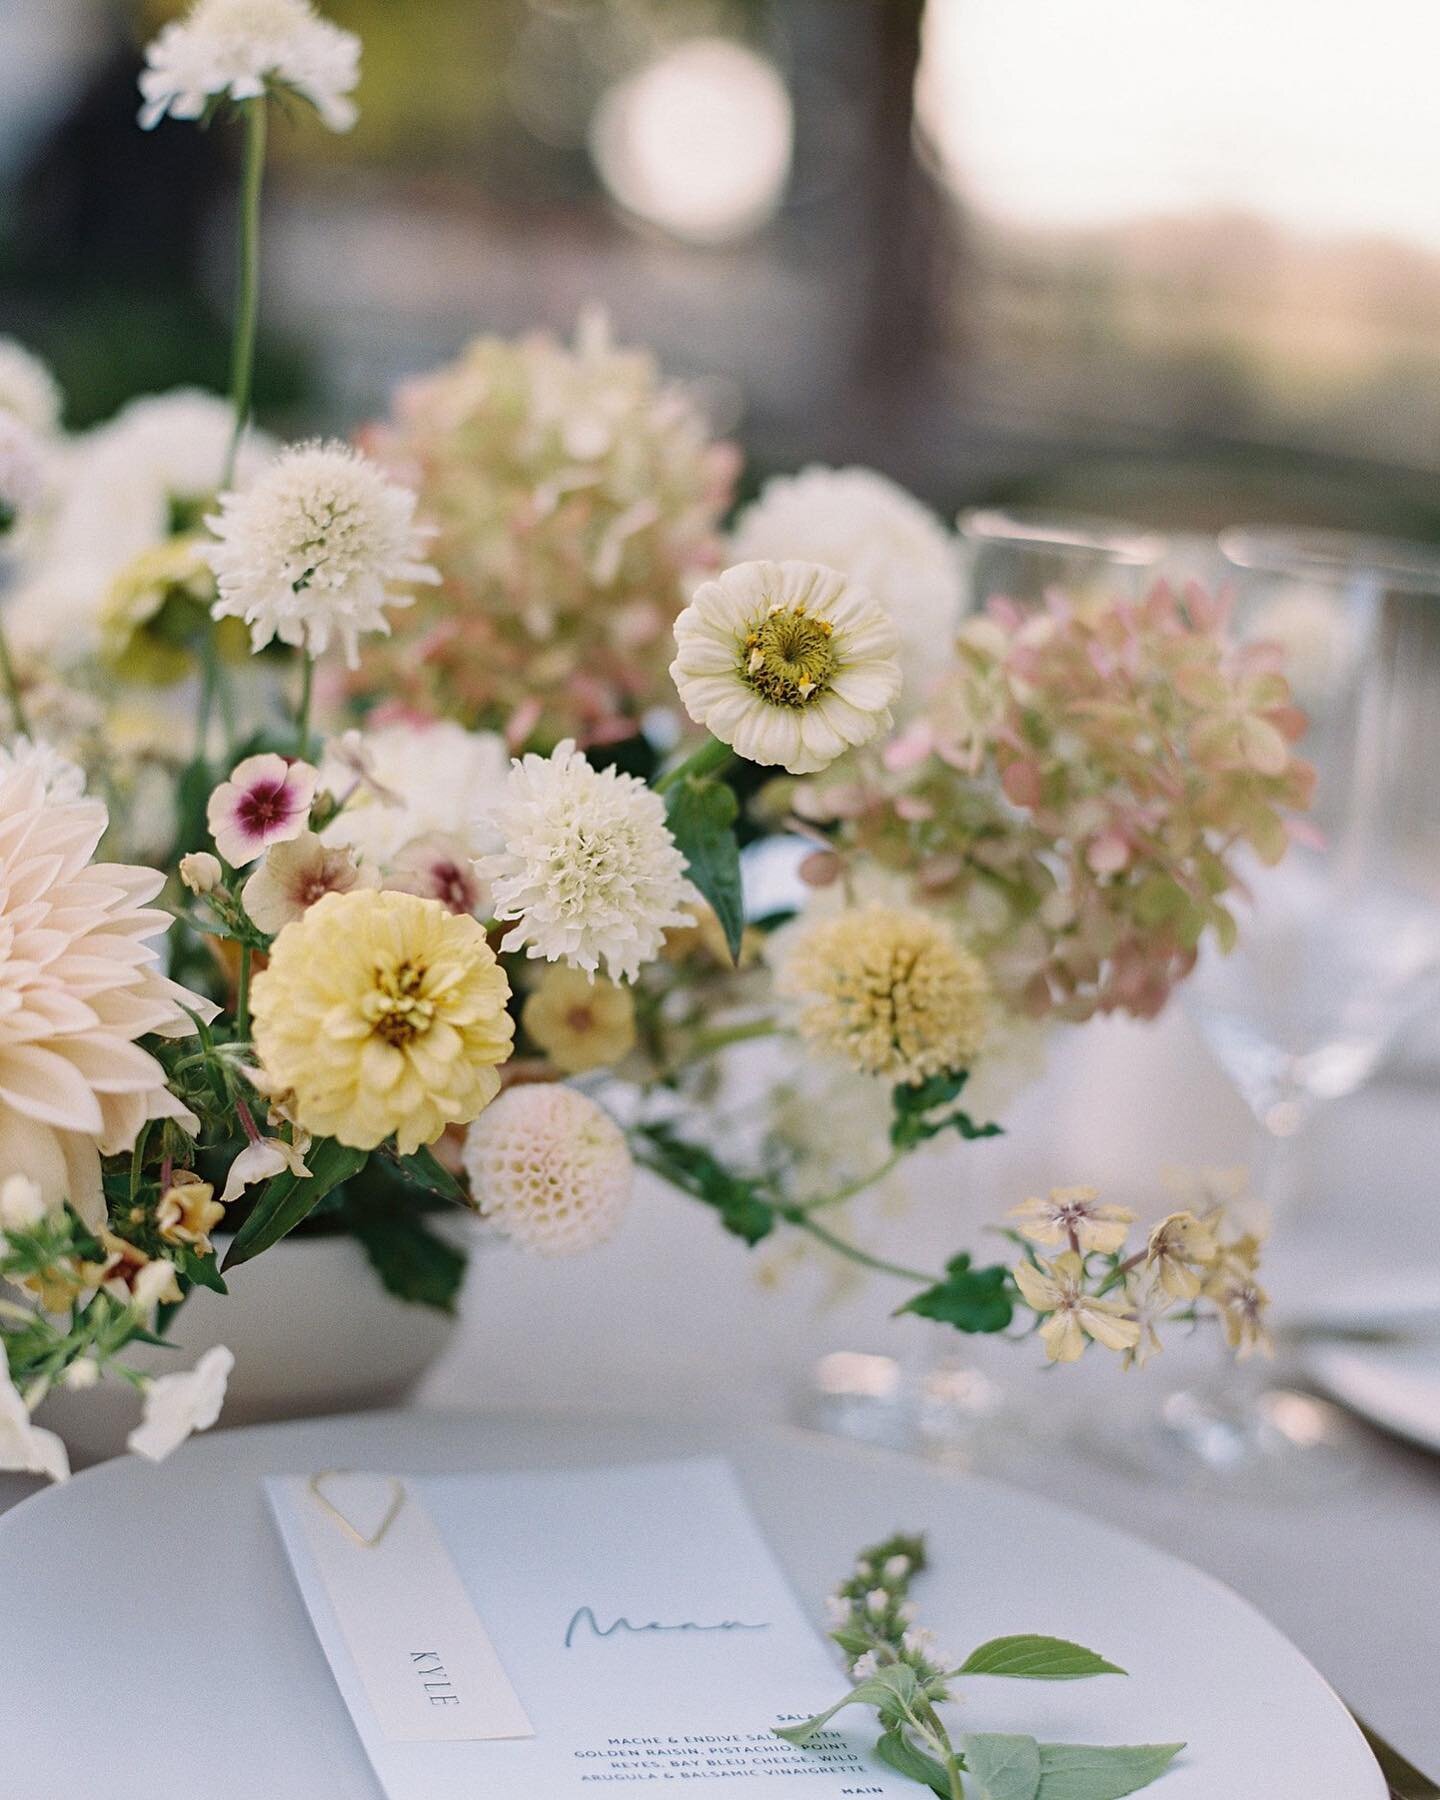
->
[365,958,437,1045]
[741,603,838,709]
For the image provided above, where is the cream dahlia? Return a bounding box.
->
[0,764,216,1225]
[670,559,901,775]
[462,1084,633,1256]
[477,740,695,982]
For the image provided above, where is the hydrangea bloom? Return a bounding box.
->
[354,311,737,743]
[138,0,360,132]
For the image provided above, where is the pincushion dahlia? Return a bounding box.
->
[0,764,216,1225]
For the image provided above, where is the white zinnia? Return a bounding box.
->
[729,466,964,706]
[127,1345,235,1462]
[0,338,62,436]
[318,720,509,872]
[138,0,361,132]
[462,1085,633,1256]
[477,740,695,982]
[0,1350,68,1483]
[207,440,439,666]
[670,559,901,776]
[0,763,216,1226]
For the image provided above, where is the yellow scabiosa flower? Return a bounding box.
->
[522,966,636,1074]
[249,888,514,1154]
[777,903,991,1084]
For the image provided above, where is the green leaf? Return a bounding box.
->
[390,1142,470,1207]
[665,775,744,961]
[222,1139,369,1269]
[957,1636,1126,1681]
[774,1665,919,1747]
[899,1254,1014,1334]
[961,1733,1042,1800]
[175,1245,228,1295]
[1035,1742,1185,1799]
[351,1209,466,1314]
[635,1124,775,1245]
[875,1728,952,1797]
[890,1070,1004,1150]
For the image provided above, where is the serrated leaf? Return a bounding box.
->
[899,1254,1014,1334]
[1034,1742,1185,1799]
[961,1733,1042,1800]
[957,1636,1126,1681]
[875,1727,952,1797]
[774,1665,919,1746]
[222,1139,369,1268]
[665,776,744,960]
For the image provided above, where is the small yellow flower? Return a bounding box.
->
[1144,1210,1219,1300]
[249,888,515,1154]
[155,1175,225,1255]
[1010,1185,1134,1255]
[1012,1250,1141,1363]
[522,965,636,1074]
[98,535,243,685]
[1204,1262,1273,1360]
[778,904,991,1084]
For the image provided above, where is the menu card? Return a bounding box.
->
[266,1456,913,1799]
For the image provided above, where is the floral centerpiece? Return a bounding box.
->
[0,0,1311,1482]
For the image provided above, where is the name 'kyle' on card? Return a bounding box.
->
[265,1457,914,1800]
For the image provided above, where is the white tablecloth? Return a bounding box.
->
[3,1010,1438,1768]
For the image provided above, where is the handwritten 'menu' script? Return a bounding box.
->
[564,1607,771,1650]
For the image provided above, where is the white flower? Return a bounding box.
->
[0,338,61,436]
[179,850,224,895]
[318,720,508,872]
[207,753,318,866]
[5,389,273,656]
[138,0,361,132]
[0,764,216,1226]
[0,1174,46,1232]
[729,466,963,707]
[866,1588,888,1617]
[242,831,360,932]
[0,736,85,802]
[0,1350,68,1482]
[131,1257,183,1313]
[670,559,901,775]
[882,1554,911,1581]
[127,1345,235,1462]
[851,1652,880,1680]
[0,413,48,536]
[207,440,439,666]
[825,1592,851,1627]
[477,740,695,982]
[62,1357,99,1392]
[219,1133,311,1208]
[462,1084,633,1256]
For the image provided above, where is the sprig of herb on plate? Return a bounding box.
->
[776,1532,1185,1799]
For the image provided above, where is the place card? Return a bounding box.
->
[266,1456,914,1799]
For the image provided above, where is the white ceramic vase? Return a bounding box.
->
[35,1229,464,1466]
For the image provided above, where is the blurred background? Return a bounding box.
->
[10,0,1440,535]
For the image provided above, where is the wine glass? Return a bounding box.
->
[958,507,1168,611]
[1164,526,1440,1481]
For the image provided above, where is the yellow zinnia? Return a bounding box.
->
[249,888,514,1154]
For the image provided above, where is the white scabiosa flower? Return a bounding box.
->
[206,440,439,666]
[729,466,963,706]
[477,740,695,982]
[462,1084,633,1256]
[0,338,61,436]
[138,0,361,132]
[670,559,901,775]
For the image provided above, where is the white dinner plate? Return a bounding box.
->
[0,1410,1383,1800]
[1306,1340,1440,1456]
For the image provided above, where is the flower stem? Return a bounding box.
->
[236,945,253,1041]
[0,615,30,739]
[224,96,268,490]
[687,1016,780,1058]
[781,1209,934,1287]
[793,1148,903,1214]
[655,733,733,794]
[295,653,315,759]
